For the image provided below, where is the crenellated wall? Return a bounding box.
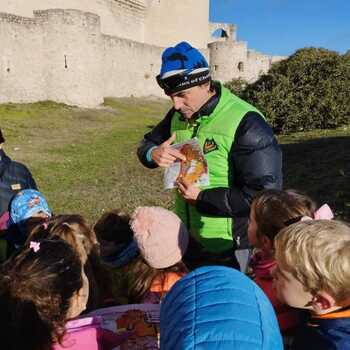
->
[209,26,286,84]
[0,2,286,107]
[0,12,48,105]
[0,10,105,107]
[0,0,146,41]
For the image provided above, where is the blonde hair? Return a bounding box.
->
[274,220,350,302]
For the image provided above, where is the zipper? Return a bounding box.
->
[189,118,200,138]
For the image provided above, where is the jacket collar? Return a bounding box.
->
[0,149,11,173]
[309,305,350,334]
[179,81,221,121]
[314,305,350,320]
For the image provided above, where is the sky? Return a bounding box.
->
[209,0,350,56]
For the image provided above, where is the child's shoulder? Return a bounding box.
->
[150,271,185,293]
[293,311,350,350]
[250,250,276,279]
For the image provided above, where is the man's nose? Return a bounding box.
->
[172,96,184,110]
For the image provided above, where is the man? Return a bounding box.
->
[137,41,282,270]
[0,129,37,216]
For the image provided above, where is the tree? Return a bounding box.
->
[226,48,350,134]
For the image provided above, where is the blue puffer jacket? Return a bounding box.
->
[160,266,283,350]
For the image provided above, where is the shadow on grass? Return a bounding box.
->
[282,136,350,221]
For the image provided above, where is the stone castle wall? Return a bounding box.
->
[0,0,211,47]
[0,10,106,107]
[144,0,210,48]
[0,1,285,107]
[0,0,146,41]
[208,24,285,83]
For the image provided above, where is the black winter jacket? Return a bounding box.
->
[292,314,350,350]
[0,149,37,216]
[137,83,282,249]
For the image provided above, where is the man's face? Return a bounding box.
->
[273,264,313,309]
[169,84,211,119]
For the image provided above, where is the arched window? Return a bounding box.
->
[211,28,228,39]
[238,61,244,72]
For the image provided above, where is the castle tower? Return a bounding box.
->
[209,38,249,82]
[209,23,237,42]
[0,0,286,107]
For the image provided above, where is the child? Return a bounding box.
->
[29,214,115,311]
[128,206,189,304]
[160,266,283,350]
[94,209,139,267]
[9,189,52,236]
[248,189,319,337]
[274,220,350,350]
[0,238,89,350]
[8,190,52,243]
[0,189,52,261]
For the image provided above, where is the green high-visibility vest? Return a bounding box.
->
[171,84,263,252]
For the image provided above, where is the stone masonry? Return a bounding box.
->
[0,0,285,107]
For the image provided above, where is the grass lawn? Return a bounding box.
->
[0,99,349,224]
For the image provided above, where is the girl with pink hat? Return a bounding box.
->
[127,206,189,304]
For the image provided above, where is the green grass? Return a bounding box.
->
[0,99,172,222]
[279,127,350,220]
[0,100,349,224]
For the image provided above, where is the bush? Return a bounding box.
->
[224,78,248,96]
[226,48,350,134]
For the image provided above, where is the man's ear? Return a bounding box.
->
[311,291,336,313]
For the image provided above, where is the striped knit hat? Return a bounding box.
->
[156,41,210,95]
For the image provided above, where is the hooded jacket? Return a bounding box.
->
[160,266,283,350]
[0,149,37,216]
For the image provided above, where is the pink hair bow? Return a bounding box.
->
[29,241,40,253]
[301,204,334,221]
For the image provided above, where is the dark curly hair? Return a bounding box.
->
[94,209,133,245]
[0,238,83,350]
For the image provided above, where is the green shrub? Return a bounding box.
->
[224,78,248,96]
[226,48,350,134]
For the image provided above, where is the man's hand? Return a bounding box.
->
[151,133,186,167]
[177,178,201,204]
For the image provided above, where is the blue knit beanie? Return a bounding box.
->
[10,189,52,225]
[157,41,210,94]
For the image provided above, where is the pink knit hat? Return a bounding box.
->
[130,206,189,269]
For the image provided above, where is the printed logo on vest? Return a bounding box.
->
[203,138,218,154]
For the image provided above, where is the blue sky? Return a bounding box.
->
[210,0,350,56]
